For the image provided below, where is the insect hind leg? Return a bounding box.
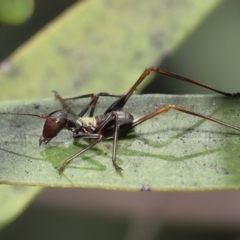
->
[131,104,240,132]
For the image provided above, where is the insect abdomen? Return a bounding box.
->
[97,111,134,126]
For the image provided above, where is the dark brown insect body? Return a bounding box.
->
[38,109,135,171]
[39,110,134,142]
[2,67,240,173]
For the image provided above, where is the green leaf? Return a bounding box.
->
[0,185,41,229]
[0,0,34,24]
[0,0,221,100]
[1,95,240,191]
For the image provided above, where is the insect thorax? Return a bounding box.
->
[77,117,97,127]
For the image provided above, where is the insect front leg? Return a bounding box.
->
[58,133,103,174]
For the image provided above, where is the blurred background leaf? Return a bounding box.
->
[0,185,41,230]
[0,0,34,24]
[0,0,221,100]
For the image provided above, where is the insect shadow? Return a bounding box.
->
[40,140,107,172]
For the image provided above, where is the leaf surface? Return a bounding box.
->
[1,95,240,191]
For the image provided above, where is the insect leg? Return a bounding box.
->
[109,112,121,171]
[53,90,121,117]
[58,133,103,174]
[105,67,240,114]
[131,104,240,132]
[145,68,240,96]
[91,111,122,171]
[83,93,121,117]
[59,112,121,173]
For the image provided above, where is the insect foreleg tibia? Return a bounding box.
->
[58,133,103,174]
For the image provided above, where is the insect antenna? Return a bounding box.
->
[0,112,48,119]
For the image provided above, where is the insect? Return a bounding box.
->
[1,67,240,173]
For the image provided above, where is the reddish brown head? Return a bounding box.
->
[0,110,79,145]
[39,110,68,145]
